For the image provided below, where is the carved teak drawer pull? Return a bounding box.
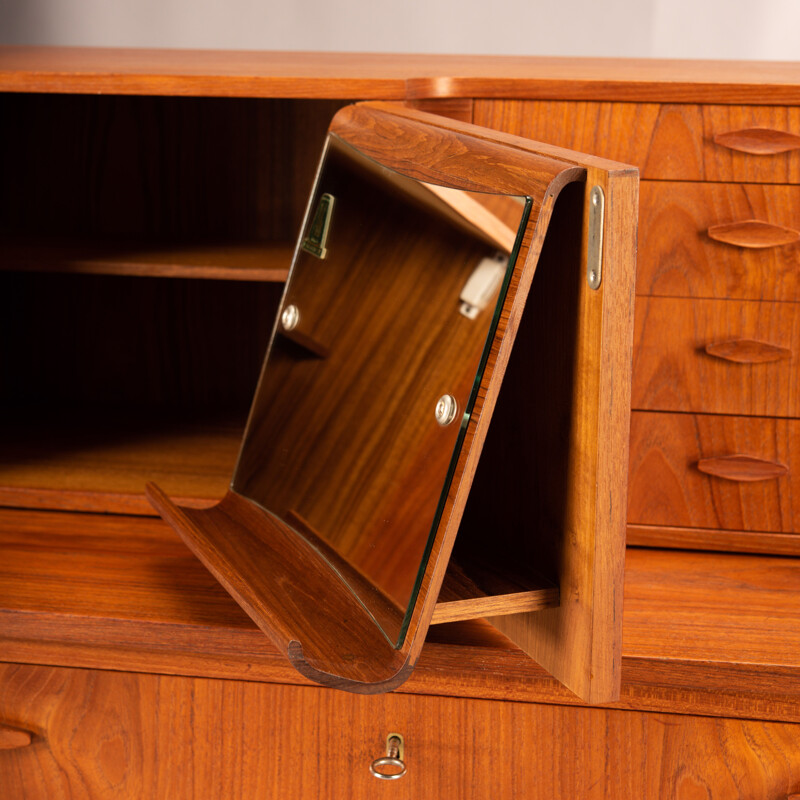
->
[0,723,33,750]
[707,220,800,249]
[714,127,800,155]
[705,339,792,364]
[697,454,788,482]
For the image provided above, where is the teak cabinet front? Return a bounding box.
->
[3,48,800,800]
[3,663,800,800]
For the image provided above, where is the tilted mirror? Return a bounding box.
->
[148,102,636,702]
[231,134,530,646]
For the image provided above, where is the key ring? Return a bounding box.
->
[370,734,406,780]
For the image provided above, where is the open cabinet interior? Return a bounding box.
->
[0,95,345,513]
[0,92,635,705]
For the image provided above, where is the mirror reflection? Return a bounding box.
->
[232,135,529,645]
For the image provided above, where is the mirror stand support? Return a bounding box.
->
[147,103,637,703]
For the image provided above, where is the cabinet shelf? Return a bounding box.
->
[0,413,243,515]
[1,237,293,282]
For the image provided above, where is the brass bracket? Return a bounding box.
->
[302,192,335,259]
[587,185,604,290]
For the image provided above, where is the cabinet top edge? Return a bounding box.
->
[2,46,800,104]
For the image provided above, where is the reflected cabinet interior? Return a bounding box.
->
[2,50,800,800]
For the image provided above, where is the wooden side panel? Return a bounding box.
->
[457,161,636,703]
[632,296,800,417]
[629,411,800,533]
[473,100,800,183]
[2,663,800,800]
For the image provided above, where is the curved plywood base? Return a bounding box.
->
[145,484,414,693]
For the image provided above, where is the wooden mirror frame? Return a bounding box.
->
[147,102,637,702]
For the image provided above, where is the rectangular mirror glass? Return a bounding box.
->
[231,134,530,645]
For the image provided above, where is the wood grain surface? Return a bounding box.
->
[146,486,411,692]
[636,182,800,301]
[0,270,281,515]
[705,339,793,364]
[2,662,800,799]
[5,47,800,104]
[628,524,800,556]
[432,560,559,625]
[715,127,800,155]
[632,296,800,417]
[2,508,800,721]
[0,416,241,515]
[708,219,800,248]
[697,454,789,482]
[0,95,344,246]
[447,103,636,704]
[629,411,800,533]
[474,100,800,182]
[233,135,512,620]
[0,723,32,750]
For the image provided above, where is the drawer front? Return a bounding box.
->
[637,181,800,301]
[3,663,800,800]
[629,411,800,532]
[474,100,800,183]
[632,296,800,417]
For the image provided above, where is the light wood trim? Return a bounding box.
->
[714,128,800,154]
[697,454,789,482]
[433,561,559,624]
[705,339,792,364]
[707,220,800,248]
[431,589,559,624]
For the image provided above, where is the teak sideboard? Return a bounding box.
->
[1,49,800,799]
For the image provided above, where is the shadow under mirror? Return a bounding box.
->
[232,135,530,646]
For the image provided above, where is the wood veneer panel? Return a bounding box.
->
[2,510,800,720]
[629,411,800,533]
[5,48,800,104]
[474,101,800,183]
[637,182,800,301]
[410,58,800,104]
[3,663,800,800]
[632,296,800,417]
[0,95,344,248]
[0,47,414,98]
